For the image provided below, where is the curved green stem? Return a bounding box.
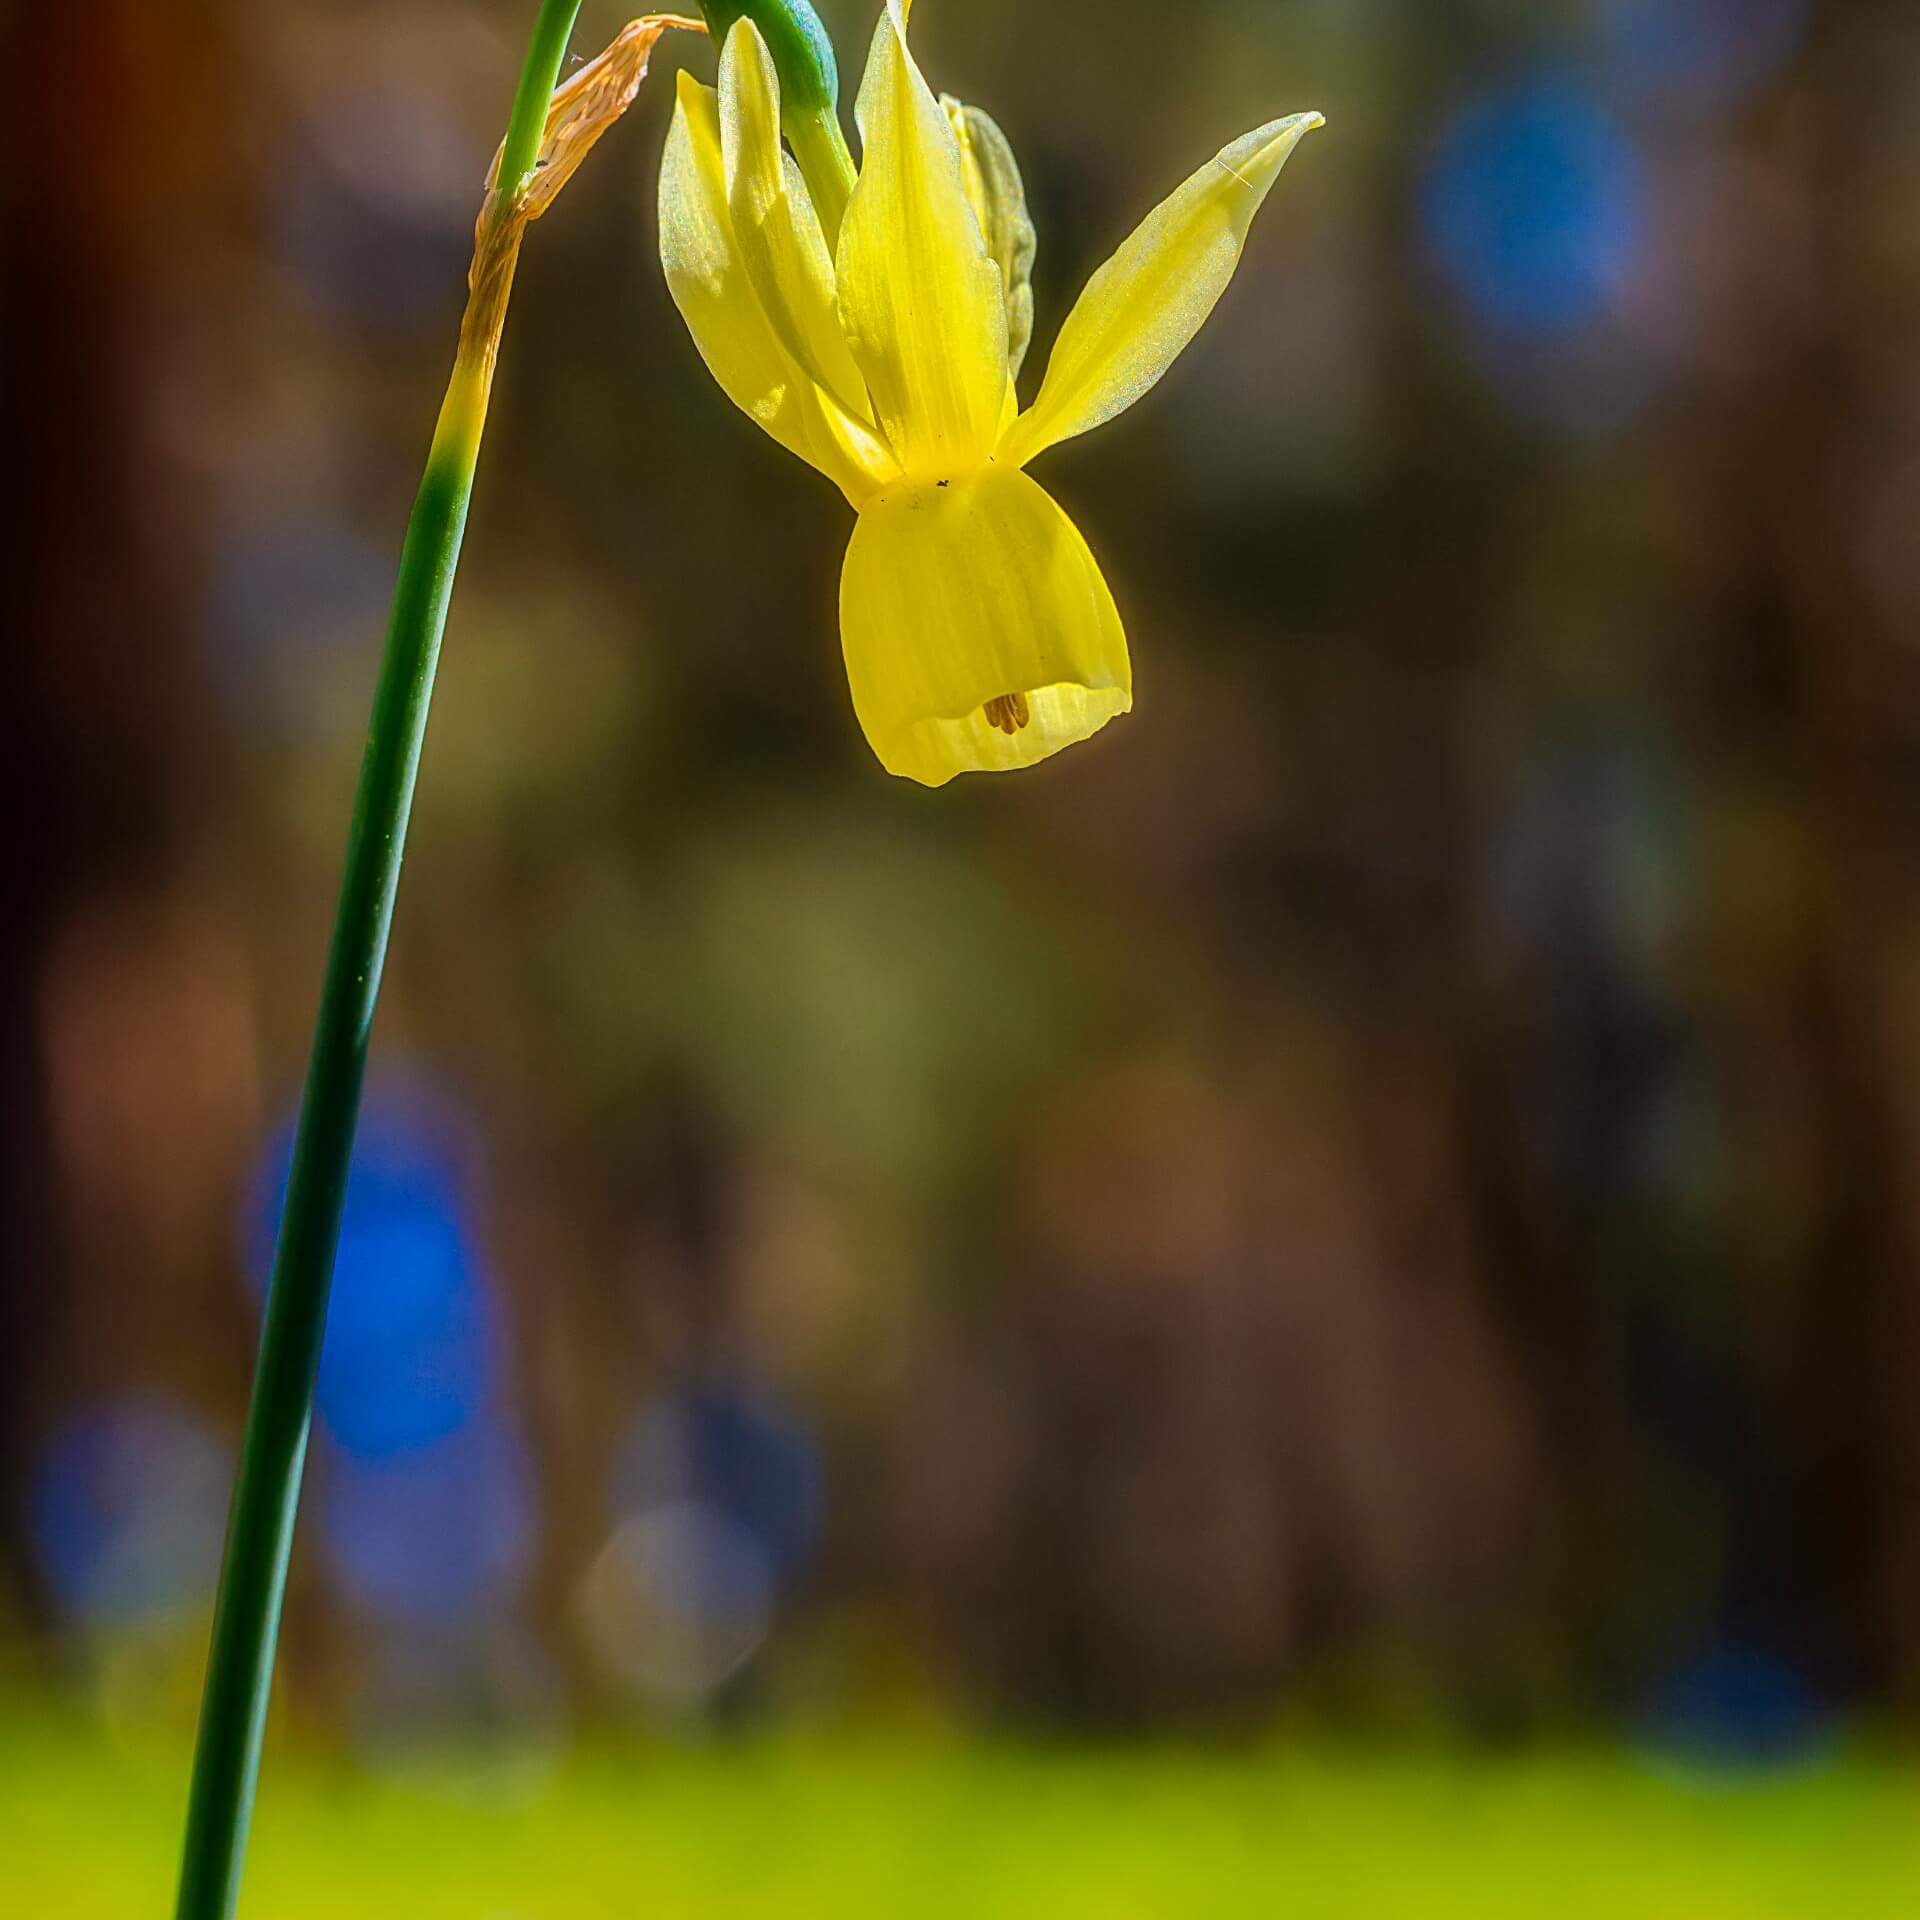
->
[172,7,580,1917]
[500,1,587,197]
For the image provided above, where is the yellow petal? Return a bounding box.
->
[839,468,1131,786]
[836,2,1009,478]
[718,20,873,425]
[658,72,892,505]
[943,95,1037,382]
[1000,112,1323,470]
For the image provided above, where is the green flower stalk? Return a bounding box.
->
[699,0,857,238]
[171,10,699,1917]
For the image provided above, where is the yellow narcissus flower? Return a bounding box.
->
[659,0,1321,786]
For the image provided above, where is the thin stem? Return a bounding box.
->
[499,1,587,197]
[171,6,580,1916]
[787,104,858,250]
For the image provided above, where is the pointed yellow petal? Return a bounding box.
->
[1000,112,1322,469]
[836,2,1009,478]
[839,468,1131,786]
[659,72,892,505]
[718,19,873,425]
[943,95,1037,383]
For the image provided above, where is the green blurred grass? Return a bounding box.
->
[7,1708,1917,1918]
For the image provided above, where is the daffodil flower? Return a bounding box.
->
[660,0,1320,786]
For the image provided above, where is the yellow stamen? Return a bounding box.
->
[983,692,1031,735]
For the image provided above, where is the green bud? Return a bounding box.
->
[699,1,840,118]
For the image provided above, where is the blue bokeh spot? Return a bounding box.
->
[319,1414,537,1626]
[28,1396,231,1626]
[245,1077,497,1461]
[1597,0,1810,112]
[1422,77,1647,343]
[1642,1643,1834,1771]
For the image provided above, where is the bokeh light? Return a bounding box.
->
[1642,1644,1834,1772]
[266,9,491,331]
[28,1397,231,1628]
[1595,0,1813,114]
[578,1386,822,1710]
[1421,76,1648,345]
[318,1414,537,1627]
[199,518,393,736]
[242,1077,542,1634]
[611,1386,822,1583]
[245,1076,499,1462]
[578,1504,778,1710]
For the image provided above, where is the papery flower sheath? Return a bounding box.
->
[659,0,1321,785]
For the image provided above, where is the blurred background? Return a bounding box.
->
[6,0,1920,1911]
